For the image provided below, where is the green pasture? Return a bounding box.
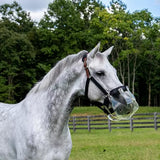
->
[70,129,160,160]
[70,107,160,160]
[71,106,160,116]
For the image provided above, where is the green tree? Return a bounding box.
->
[40,0,105,54]
[138,20,160,106]
[0,1,37,103]
[0,24,35,103]
[90,0,160,106]
[37,0,105,78]
[0,1,34,33]
[0,0,160,106]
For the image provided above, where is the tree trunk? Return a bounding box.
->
[132,53,137,94]
[153,95,157,106]
[115,48,125,85]
[119,62,124,84]
[148,83,151,106]
[8,75,14,102]
[127,55,130,88]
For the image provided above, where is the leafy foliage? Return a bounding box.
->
[0,0,160,106]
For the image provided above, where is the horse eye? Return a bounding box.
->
[96,71,105,77]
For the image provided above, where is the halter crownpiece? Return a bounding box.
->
[82,53,139,121]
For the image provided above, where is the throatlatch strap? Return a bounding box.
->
[85,78,90,97]
[92,98,114,115]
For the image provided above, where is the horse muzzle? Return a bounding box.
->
[106,87,139,121]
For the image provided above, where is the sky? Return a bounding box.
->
[0,0,160,22]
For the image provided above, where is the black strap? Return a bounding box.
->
[90,77,108,95]
[98,98,114,114]
[92,98,114,115]
[83,54,114,115]
[85,78,90,97]
[85,76,108,98]
[90,101,110,114]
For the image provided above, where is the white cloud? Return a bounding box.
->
[0,0,53,11]
[19,0,52,11]
[0,0,12,5]
[0,0,53,22]
[29,9,46,22]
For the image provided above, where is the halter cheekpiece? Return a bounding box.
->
[82,53,127,115]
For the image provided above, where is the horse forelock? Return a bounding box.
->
[27,50,87,96]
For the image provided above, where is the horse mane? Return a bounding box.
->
[27,50,87,96]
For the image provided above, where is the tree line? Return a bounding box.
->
[0,0,160,106]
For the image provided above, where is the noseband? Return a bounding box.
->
[82,53,127,115]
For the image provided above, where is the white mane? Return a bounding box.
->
[27,50,87,96]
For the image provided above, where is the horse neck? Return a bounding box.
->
[25,57,86,135]
[47,60,86,134]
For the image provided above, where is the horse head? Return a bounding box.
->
[83,43,139,121]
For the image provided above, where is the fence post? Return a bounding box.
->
[73,116,76,132]
[154,112,157,131]
[108,119,111,132]
[130,118,133,132]
[88,116,91,132]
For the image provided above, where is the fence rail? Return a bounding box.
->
[69,112,160,132]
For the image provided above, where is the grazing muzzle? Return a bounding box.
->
[82,53,139,121]
[104,86,139,121]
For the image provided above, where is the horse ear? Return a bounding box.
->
[102,46,114,57]
[88,42,100,58]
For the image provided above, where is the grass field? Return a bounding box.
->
[71,106,160,116]
[70,129,160,160]
[69,107,160,160]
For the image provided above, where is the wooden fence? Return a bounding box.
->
[69,112,160,132]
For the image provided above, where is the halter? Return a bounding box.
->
[82,53,127,115]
